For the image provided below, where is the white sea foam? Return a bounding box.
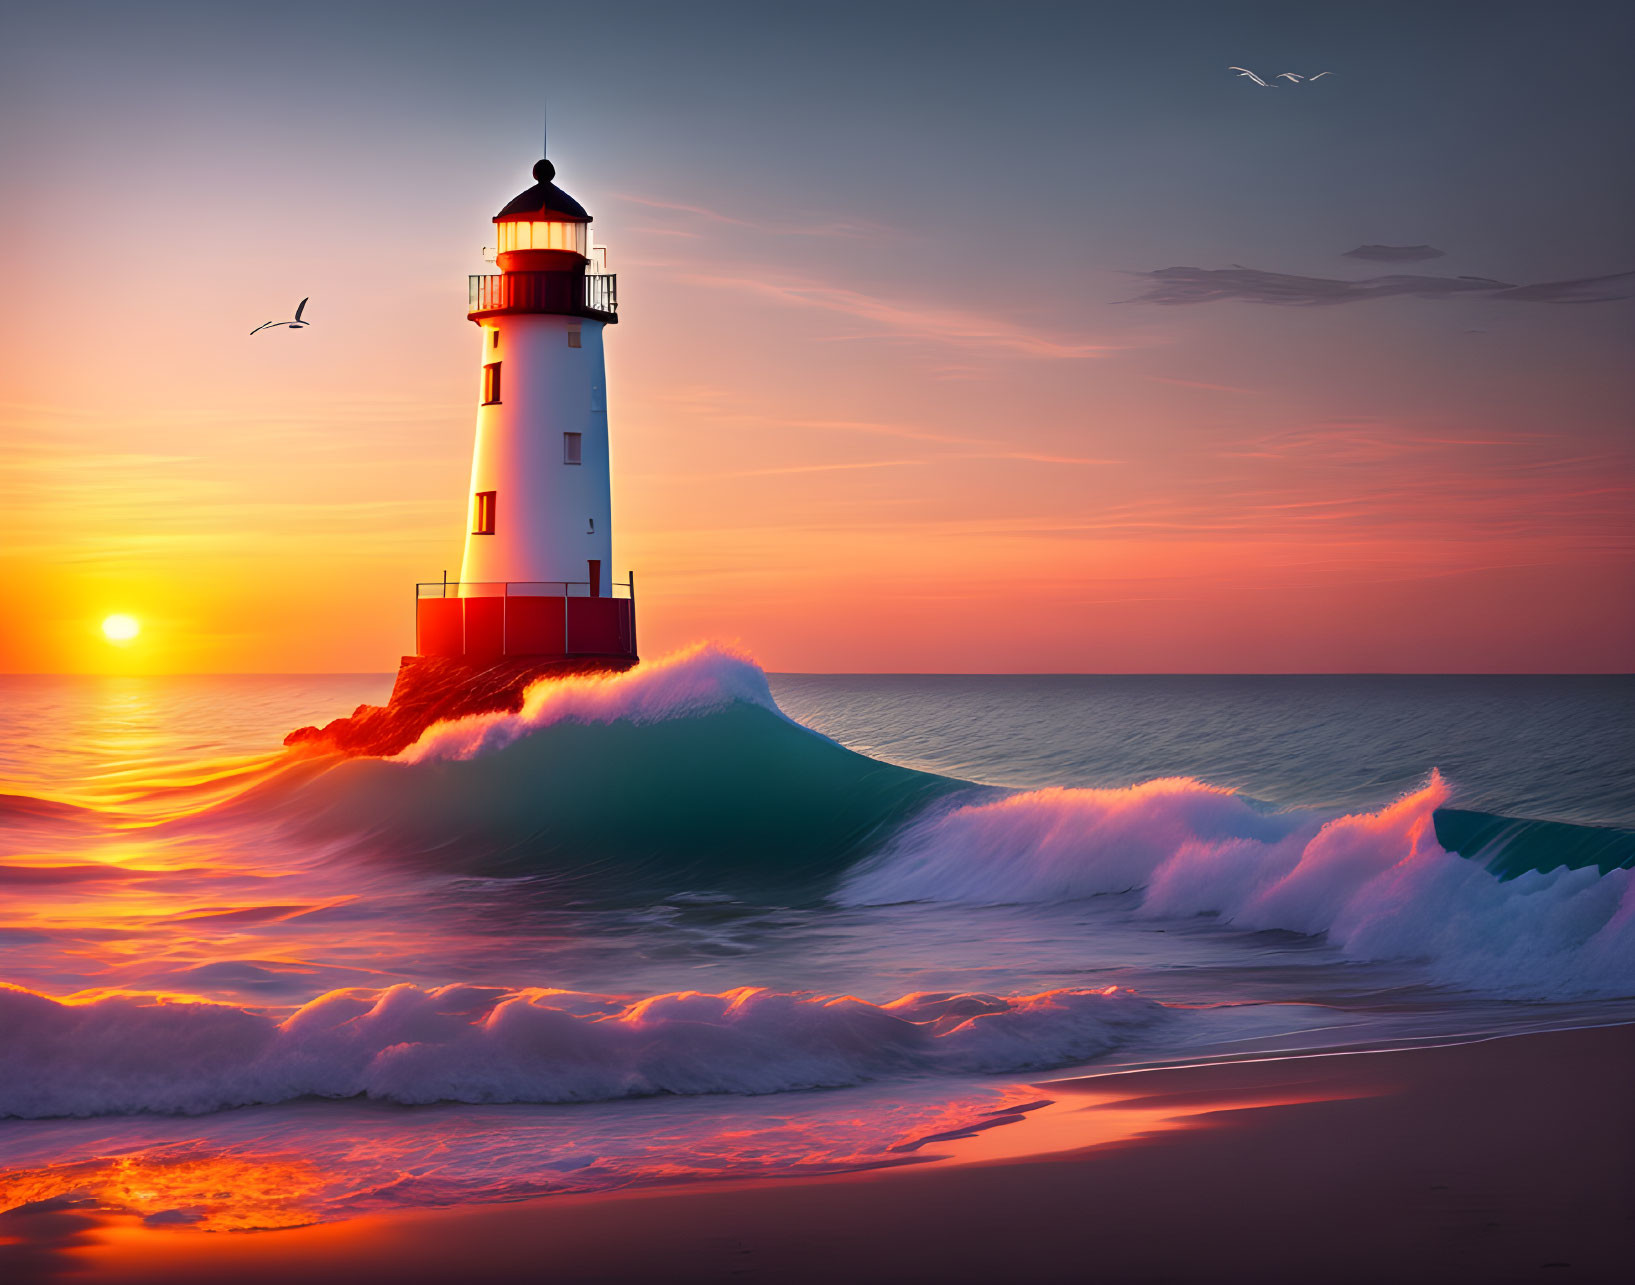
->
[397,643,786,763]
[0,982,1161,1119]
[839,772,1635,999]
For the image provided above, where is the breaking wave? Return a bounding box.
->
[235,645,963,885]
[0,982,1161,1119]
[110,647,1635,1002]
[838,772,1635,999]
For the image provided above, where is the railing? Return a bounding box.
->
[584,274,617,315]
[467,273,618,318]
[415,575,637,660]
[417,579,634,599]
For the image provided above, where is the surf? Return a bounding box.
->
[0,980,1162,1119]
[10,649,1632,1001]
[838,772,1635,999]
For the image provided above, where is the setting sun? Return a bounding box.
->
[101,614,141,644]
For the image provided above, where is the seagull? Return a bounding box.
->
[251,298,311,335]
[1229,67,1333,86]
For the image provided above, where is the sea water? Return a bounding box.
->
[1,655,1631,1229]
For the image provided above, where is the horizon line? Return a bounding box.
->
[2,670,1631,680]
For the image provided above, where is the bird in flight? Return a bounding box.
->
[251,298,311,335]
[1230,67,1332,86]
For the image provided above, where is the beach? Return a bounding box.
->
[7,1021,1629,1284]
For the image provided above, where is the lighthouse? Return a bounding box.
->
[414,155,637,667]
[283,152,638,756]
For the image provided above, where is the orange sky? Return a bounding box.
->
[3,5,1631,673]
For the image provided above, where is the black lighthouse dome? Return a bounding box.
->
[497,158,591,221]
[474,154,616,325]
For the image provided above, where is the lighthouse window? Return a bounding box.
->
[490,329,499,351]
[472,491,496,535]
[567,323,582,349]
[563,432,583,465]
[497,220,588,257]
[482,362,501,404]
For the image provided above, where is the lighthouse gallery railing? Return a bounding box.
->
[414,579,636,661]
[467,273,618,317]
[416,580,634,599]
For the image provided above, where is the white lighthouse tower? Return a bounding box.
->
[416,155,636,666]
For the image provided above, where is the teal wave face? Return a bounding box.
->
[279,701,967,889]
[1433,809,1635,880]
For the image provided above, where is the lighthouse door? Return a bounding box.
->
[588,559,602,598]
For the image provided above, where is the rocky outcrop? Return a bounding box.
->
[284,654,636,758]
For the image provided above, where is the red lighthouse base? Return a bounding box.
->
[283,652,636,759]
[416,591,636,662]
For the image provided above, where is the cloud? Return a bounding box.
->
[1141,375,1261,395]
[1342,244,1446,262]
[0,864,139,886]
[637,389,1123,468]
[712,459,914,479]
[614,193,888,240]
[1484,272,1635,302]
[1128,265,1635,307]
[690,271,1119,357]
[1222,421,1553,456]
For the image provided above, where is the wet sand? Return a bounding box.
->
[5,1023,1632,1284]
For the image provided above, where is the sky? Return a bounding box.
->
[1,0,1631,673]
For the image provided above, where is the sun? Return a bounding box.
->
[102,614,141,644]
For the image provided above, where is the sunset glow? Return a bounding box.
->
[102,614,141,644]
[2,6,1629,675]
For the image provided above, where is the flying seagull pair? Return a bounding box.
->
[1230,67,1332,86]
[251,298,311,335]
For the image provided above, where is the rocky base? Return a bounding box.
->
[283,654,638,758]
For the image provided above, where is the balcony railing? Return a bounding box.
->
[584,274,617,315]
[415,578,637,659]
[467,273,618,319]
[417,579,634,599]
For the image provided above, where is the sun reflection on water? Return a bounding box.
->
[0,1149,330,1231]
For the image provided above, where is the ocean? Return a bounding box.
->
[1,654,1632,1231]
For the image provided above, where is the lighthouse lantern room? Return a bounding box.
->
[415,157,635,666]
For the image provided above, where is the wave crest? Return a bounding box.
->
[839,772,1635,998]
[240,645,959,882]
[397,643,782,762]
[0,981,1162,1120]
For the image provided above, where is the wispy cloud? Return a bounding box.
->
[656,459,916,480]
[1341,244,1446,263]
[643,389,1121,466]
[645,387,991,447]
[949,450,1123,466]
[614,193,888,240]
[685,271,1120,358]
[1128,265,1635,307]
[1219,424,1559,463]
[1141,375,1261,395]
